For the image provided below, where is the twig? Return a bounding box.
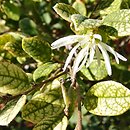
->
[75,82,82,130]
[4,71,66,102]
[72,80,82,130]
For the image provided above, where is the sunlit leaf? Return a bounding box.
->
[46,78,61,91]
[72,1,87,16]
[1,1,21,21]
[32,0,42,2]
[3,33,27,57]
[0,20,9,34]
[100,0,122,16]
[80,60,108,81]
[84,81,130,116]
[71,14,102,34]
[0,34,15,49]
[33,115,64,130]
[53,3,79,22]
[54,116,68,130]
[4,42,26,57]
[16,57,26,64]
[22,89,64,124]
[103,9,130,36]
[33,62,61,82]
[22,36,51,63]
[0,62,31,95]
[0,95,26,126]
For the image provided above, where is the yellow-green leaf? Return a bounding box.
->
[71,14,102,34]
[72,1,87,16]
[33,115,64,130]
[4,33,27,57]
[33,62,61,82]
[80,60,108,81]
[100,0,122,16]
[54,116,68,130]
[22,89,64,124]
[22,36,51,63]
[1,1,21,21]
[103,9,130,36]
[84,81,130,116]
[53,3,79,22]
[0,19,9,34]
[0,34,15,49]
[0,95,26,126]
[0,62,31,95]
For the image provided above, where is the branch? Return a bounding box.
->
[4,71,66,102]
[72,81,82,130]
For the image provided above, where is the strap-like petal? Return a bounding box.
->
[101,42,119,64]
[98,44,112,76]
[115,52,127,61]
[72,45,89,78]
[86,45,95,68]
[63,43,80,71]
[51,35,84,49]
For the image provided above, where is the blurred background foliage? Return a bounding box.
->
[0,0,130,130]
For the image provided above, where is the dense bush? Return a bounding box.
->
[0,0,130,130]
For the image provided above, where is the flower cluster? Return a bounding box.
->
[51,33,127,79]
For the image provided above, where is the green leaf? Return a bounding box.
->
[22,36,51,63]
[98,25,118,42]
[84,81,130,116]
[3,33,27,57]
[103,9,130,36]
[16,57,26,64]
[33,115,64,130]
[32,0,42,2]
[42,12,52,24]
[0,95,26,126]
[0,32,26,57]
[45,78,61,91]
[70,14,102,34]
[100,0,122,16]
[0,33,15,49]
[0,19,9,34]
[19,18,38,36]
[121,0,130,9]
[111,63,130,84]
[80,60,108,81]
[96,0,114,10]
[26,73,33,84]
[22,89,64,124]
[0,62,31,95]
[1,1,20,21]
[98,25,118,37]
[54,116,68,130]
[33,62,61,82]
[53,3,79,22]
[62,81,76,117]
[72,1,87,16]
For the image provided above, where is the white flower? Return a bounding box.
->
[51,34,127,79]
